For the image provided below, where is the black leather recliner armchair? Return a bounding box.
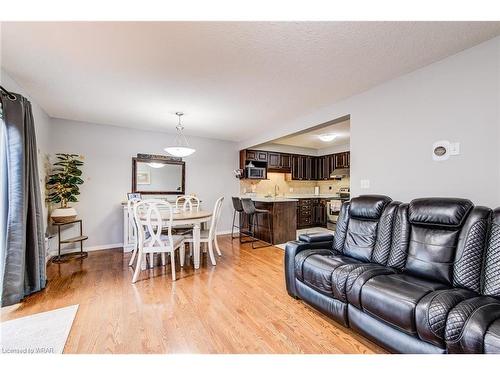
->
[284,195,500,354]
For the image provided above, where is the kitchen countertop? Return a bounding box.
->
[241,194,349,203]
[248,197,299,202]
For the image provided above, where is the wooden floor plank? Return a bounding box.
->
[1,235,386,354]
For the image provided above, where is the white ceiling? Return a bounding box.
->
[2,22,500,141]
[272,119,350,150]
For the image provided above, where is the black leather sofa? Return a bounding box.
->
[284,195,500,353]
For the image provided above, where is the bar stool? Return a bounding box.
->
[240,198,273,248]
[231,197,248,241]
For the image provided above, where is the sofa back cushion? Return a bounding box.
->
[483,208,500,297]
[342,195,392,262]
[333,202,350,252]
[404,198,473,284]
[453,206,491,293]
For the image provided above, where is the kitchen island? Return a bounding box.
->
[240,197,298,245]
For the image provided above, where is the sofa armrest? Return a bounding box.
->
[445,296,500,353]
[284,240,334,298]
[298,232,334,244]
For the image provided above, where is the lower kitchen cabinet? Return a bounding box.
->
[297,198,327,229]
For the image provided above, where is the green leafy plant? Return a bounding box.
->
[46,153,84,208]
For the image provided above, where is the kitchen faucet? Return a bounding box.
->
[274,184,280,197]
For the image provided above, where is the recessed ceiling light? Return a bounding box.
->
[318,133,337,142]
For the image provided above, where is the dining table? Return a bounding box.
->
[138,209,212,270]
[172,210,212,269]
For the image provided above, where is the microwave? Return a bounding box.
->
[246,166,266,179]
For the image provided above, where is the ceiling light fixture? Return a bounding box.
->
[318,133,338,142]
[164,112,196,157]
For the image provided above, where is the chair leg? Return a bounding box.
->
[231,210,236,239]
[208,240,217,266]
[132,250,143,283]
[170,251,176,281]
[214,235,222,256]
[161,253,166,266]
[128,245,137,266]
[180,243,185,267]
[149,253,154,268]
[252,214,258,249]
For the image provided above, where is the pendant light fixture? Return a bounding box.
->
[164,112,196,157]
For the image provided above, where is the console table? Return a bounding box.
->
[52,219,89,263]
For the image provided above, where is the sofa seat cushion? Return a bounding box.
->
[360,273,447,336]
[415,288,477,348]
[298,252,361,296]
[485,319,500,354]
[331,263,395,303]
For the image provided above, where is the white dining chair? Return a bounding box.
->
[176,195,200,212]
[132,199,186,283]
[184,196,224,266]
[127,197,141,267]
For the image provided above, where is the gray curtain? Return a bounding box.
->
[0,89,46,307]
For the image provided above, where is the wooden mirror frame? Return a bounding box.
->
[132,156,186,195]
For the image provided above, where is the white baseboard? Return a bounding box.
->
[47,232,236,258]
[47,242,123,258]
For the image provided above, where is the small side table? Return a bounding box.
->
[51,219,89,263]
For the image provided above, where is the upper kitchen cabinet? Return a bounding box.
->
[268,152,292,172]
[240,148,349,181]
[334,152,350,169]
[244,149,268,162]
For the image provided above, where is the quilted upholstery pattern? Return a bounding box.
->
[453,219,488,292]
[372,204,398,265]
[484,223,500,296]
[345,263,388,293]
[333,202,350,252]
[332,263,361,301]
[294,249,334,281]
[427,290,475,338]
[445,298,489,342]
[387,212,407,269]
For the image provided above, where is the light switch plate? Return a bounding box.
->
[449,142,460,155]
[360,179,370,189]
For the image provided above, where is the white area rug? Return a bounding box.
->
[1,304,78,354]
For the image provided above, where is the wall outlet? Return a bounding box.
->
[289,188,293,193]
[360,179,370,189]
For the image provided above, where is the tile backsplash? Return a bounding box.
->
[240,172,350,196]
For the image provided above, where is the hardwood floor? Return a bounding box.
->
[1,235,385,354]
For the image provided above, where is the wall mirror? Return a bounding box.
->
[132,156,185,195]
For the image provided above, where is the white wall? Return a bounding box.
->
[1,68,52,237]
[50,118,239,249]
[239,36,500,208]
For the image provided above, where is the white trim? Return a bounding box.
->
[47,242,123,257]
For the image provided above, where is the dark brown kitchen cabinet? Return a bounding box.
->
[313,199,327,226]
[268,152,281,169]
[240,148,349,180]
[334,152,350,169]
[280,153,291,170]
[297,199,313,228]
[297,198,327,228]
[245,150,268,162]
[292,155,305,180]
[268,152,292,172]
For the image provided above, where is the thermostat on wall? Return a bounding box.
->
[432,140,461,161]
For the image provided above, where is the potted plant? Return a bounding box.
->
[46,153,84,223]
